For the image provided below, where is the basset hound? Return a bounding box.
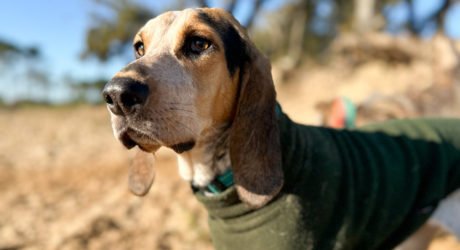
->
[102,8,460,250]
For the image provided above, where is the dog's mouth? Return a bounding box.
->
[120,132,138,149]
[119,128,195,153]
[170,141,196,154]
[120,129,160,152]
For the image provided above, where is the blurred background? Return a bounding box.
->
[2,0,460,249]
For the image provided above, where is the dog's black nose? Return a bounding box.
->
[102,78,149,116]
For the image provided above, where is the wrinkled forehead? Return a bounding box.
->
[134,8,246,50]
[133,11,179,48]
[129,8,249,78]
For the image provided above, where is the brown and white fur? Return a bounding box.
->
[102,8,460,250]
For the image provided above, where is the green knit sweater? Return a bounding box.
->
[195,112,460,250]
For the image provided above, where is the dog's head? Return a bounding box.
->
[103,8,283,209]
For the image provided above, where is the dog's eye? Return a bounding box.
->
[191,39,210,52]
[134,42,145,57]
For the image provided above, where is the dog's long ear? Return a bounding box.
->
[128,149,156,196]
[196,8,283,208]
[230,37,284,209]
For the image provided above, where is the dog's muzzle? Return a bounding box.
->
[102,77,149,116]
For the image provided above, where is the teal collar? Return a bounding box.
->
[276,102,282,117]
[206,168,235,194]
[205,103,282,194]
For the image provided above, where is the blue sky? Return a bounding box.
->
[0,0,459,103]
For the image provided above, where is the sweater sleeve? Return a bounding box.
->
[356,118,460,149]
[354,118,460,195]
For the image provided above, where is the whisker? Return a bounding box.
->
[162,101,194,106]
[169,107,207,118]
[176,120,201,139]
[166,126,174,143]
[167,118,187,141]
[166,106,218,131]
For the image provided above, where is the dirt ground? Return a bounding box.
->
[2,36,460,249]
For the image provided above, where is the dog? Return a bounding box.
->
[102,8,460,250]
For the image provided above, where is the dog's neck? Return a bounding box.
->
[176,123,232,188]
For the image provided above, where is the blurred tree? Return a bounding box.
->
[81,0,155,61]
[68,77,108,104]
[0,39,51,104]
[406,0,460,35]
[251,0,460,68]
[0,40,21,56]
[0,40,40,62]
